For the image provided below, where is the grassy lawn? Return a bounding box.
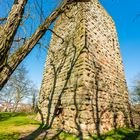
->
[91,128,140,140]
[0,112,40,140]
[56,128,140,140]
[0,112,140,140]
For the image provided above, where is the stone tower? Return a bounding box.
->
[38,0,130,137]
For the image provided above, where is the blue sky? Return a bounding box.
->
[22,0,140,90]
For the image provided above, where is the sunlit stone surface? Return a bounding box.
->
[38,0,131,138]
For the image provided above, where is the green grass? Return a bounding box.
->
[0,112,40,140]
[0,112,40,126]
[0,132,20,140]
[57,132,78,140]
[91,128,140,140]
[0,112,140,140]
[52,128,140,140]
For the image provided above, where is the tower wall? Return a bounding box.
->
[38,0,130,137]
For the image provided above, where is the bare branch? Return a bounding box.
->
[0,18,7,21]
[14,37,26,43]
[0,0,70,89]
[0,0,28,70]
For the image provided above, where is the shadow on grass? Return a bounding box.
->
[0,132,20,140]
[0,112,28,121]
[117,129,140,140]
[19,125,63,140]
[19,124,44,140]
[21,127,139,140]
[90,128,140,140]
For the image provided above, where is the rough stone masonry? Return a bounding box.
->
[38,0,131,138]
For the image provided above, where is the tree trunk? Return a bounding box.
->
[0,0,68,90]
[0,0,28,70]
[13,99,20,112]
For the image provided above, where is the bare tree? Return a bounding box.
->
[12,65,30,112]
[29,85,39,113]
[0,0,69,89]
[0,64,34,112]
[129,75,140,128]
[0,81,15,111]
[129,74,140,104]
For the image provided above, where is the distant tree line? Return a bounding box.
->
[0,64,38,112]
[129,75,140,128]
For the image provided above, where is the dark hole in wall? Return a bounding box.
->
[55,107,63,116]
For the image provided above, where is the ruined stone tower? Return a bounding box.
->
[38,0,130,137]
